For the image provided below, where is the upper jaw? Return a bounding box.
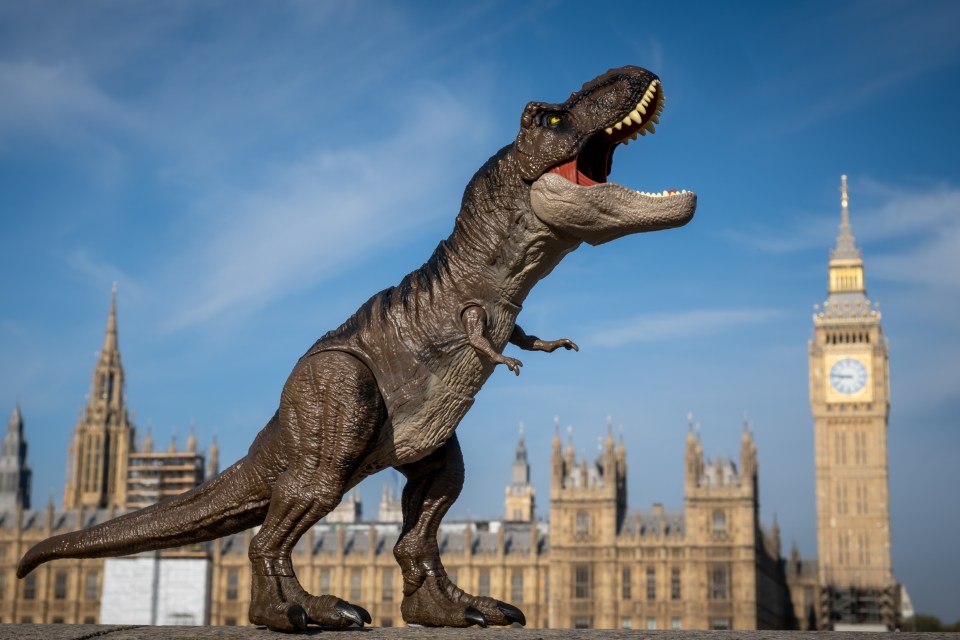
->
[549,77,664,187]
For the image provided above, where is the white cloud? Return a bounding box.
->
[588,308,783,348]
[0,61,139,143]
[161,86,493,329]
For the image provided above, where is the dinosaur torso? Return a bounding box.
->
[304,147,578,468]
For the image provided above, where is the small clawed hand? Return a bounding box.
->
[494,354,524,375]
[534,338,579,353]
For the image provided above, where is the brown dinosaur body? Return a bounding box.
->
[19,66,696,631]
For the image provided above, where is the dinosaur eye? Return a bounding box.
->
[542,113,562,128]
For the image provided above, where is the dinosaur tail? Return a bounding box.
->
[18,452,272,578]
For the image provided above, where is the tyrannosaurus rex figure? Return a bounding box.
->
[19,66,696,631]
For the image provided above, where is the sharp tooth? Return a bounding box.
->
[629,110,643,125]
[605,126,614,135]
[630,132,638,141]
[621,115,632,126]
[638,103,647,115]
[621,137,630,146]
[614,121,623,130]
[638,128,647,136]
[650,115,660,124]
[644,122,656,134]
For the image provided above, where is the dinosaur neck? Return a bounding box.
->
[445,146,579,306]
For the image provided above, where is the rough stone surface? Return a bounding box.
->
[0,627,958,640]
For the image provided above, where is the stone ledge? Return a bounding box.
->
[1,627,958,640]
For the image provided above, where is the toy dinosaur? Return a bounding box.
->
[19,65,696,631]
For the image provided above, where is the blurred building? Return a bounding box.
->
[0,289,213,625]
[806,176,898,630]
[209,422,793,630]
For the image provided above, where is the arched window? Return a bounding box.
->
[576,511,590,537]
[711,509,727,538]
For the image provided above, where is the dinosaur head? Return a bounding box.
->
[517,66,697,246]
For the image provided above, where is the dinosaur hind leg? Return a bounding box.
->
[394,434,525,628]
[247,350,383,632]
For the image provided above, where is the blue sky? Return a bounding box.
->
[1,0,958,620]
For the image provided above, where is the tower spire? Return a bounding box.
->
[832,175,861,261]
[64,287,135,510]
[102,282,119,358]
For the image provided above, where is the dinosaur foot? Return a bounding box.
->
[400,573,525,627]
[249,574,370,632]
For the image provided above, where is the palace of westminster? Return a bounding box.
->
[0,178,904,630]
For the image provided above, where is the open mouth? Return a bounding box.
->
[548,79,680,195]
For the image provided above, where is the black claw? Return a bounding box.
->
[335,600,365,627]
[464,606,487,628]
[353,604,372,624]
[287,604,309,631]
[497,601,526,626]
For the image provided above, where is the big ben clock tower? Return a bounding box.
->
[809,176,895,629]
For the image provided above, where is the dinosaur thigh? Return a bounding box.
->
[247,350,383,630]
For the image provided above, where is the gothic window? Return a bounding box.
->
[350,569,362,601]
[382,568,394,602]
[573,616,593,629]
[226,569,239,601]
[23,573,36,600]
[855,483,868,515]
[858,533,869,565]
[708,564,730,600]
[647,617,657,630]
[511,569,523,603]
[543,569,549,601]
[318,569,331,594]
[838,533,850,565]
[854,431,868,464]
[85,571,99,601]
[834,431,847,465]
[621,566,631,600]
[575,511,590,538]
[711,509,727,538]
[646,566,656,601]
[711,618,731,630]
[836,483,849,515]
[478,569,490,597]
[54,571,68,600]
[573,564,593,600]
[671,566,681,600]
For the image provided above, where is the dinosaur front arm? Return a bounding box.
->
[510,324,579,353]
[461,304,523,375]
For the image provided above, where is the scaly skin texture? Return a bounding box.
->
[18,66,696,631]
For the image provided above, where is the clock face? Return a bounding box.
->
[829,358,868,395]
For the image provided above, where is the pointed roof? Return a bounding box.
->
[101,282,119,359]
[7,403,22,435]
[831,175,862,261]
